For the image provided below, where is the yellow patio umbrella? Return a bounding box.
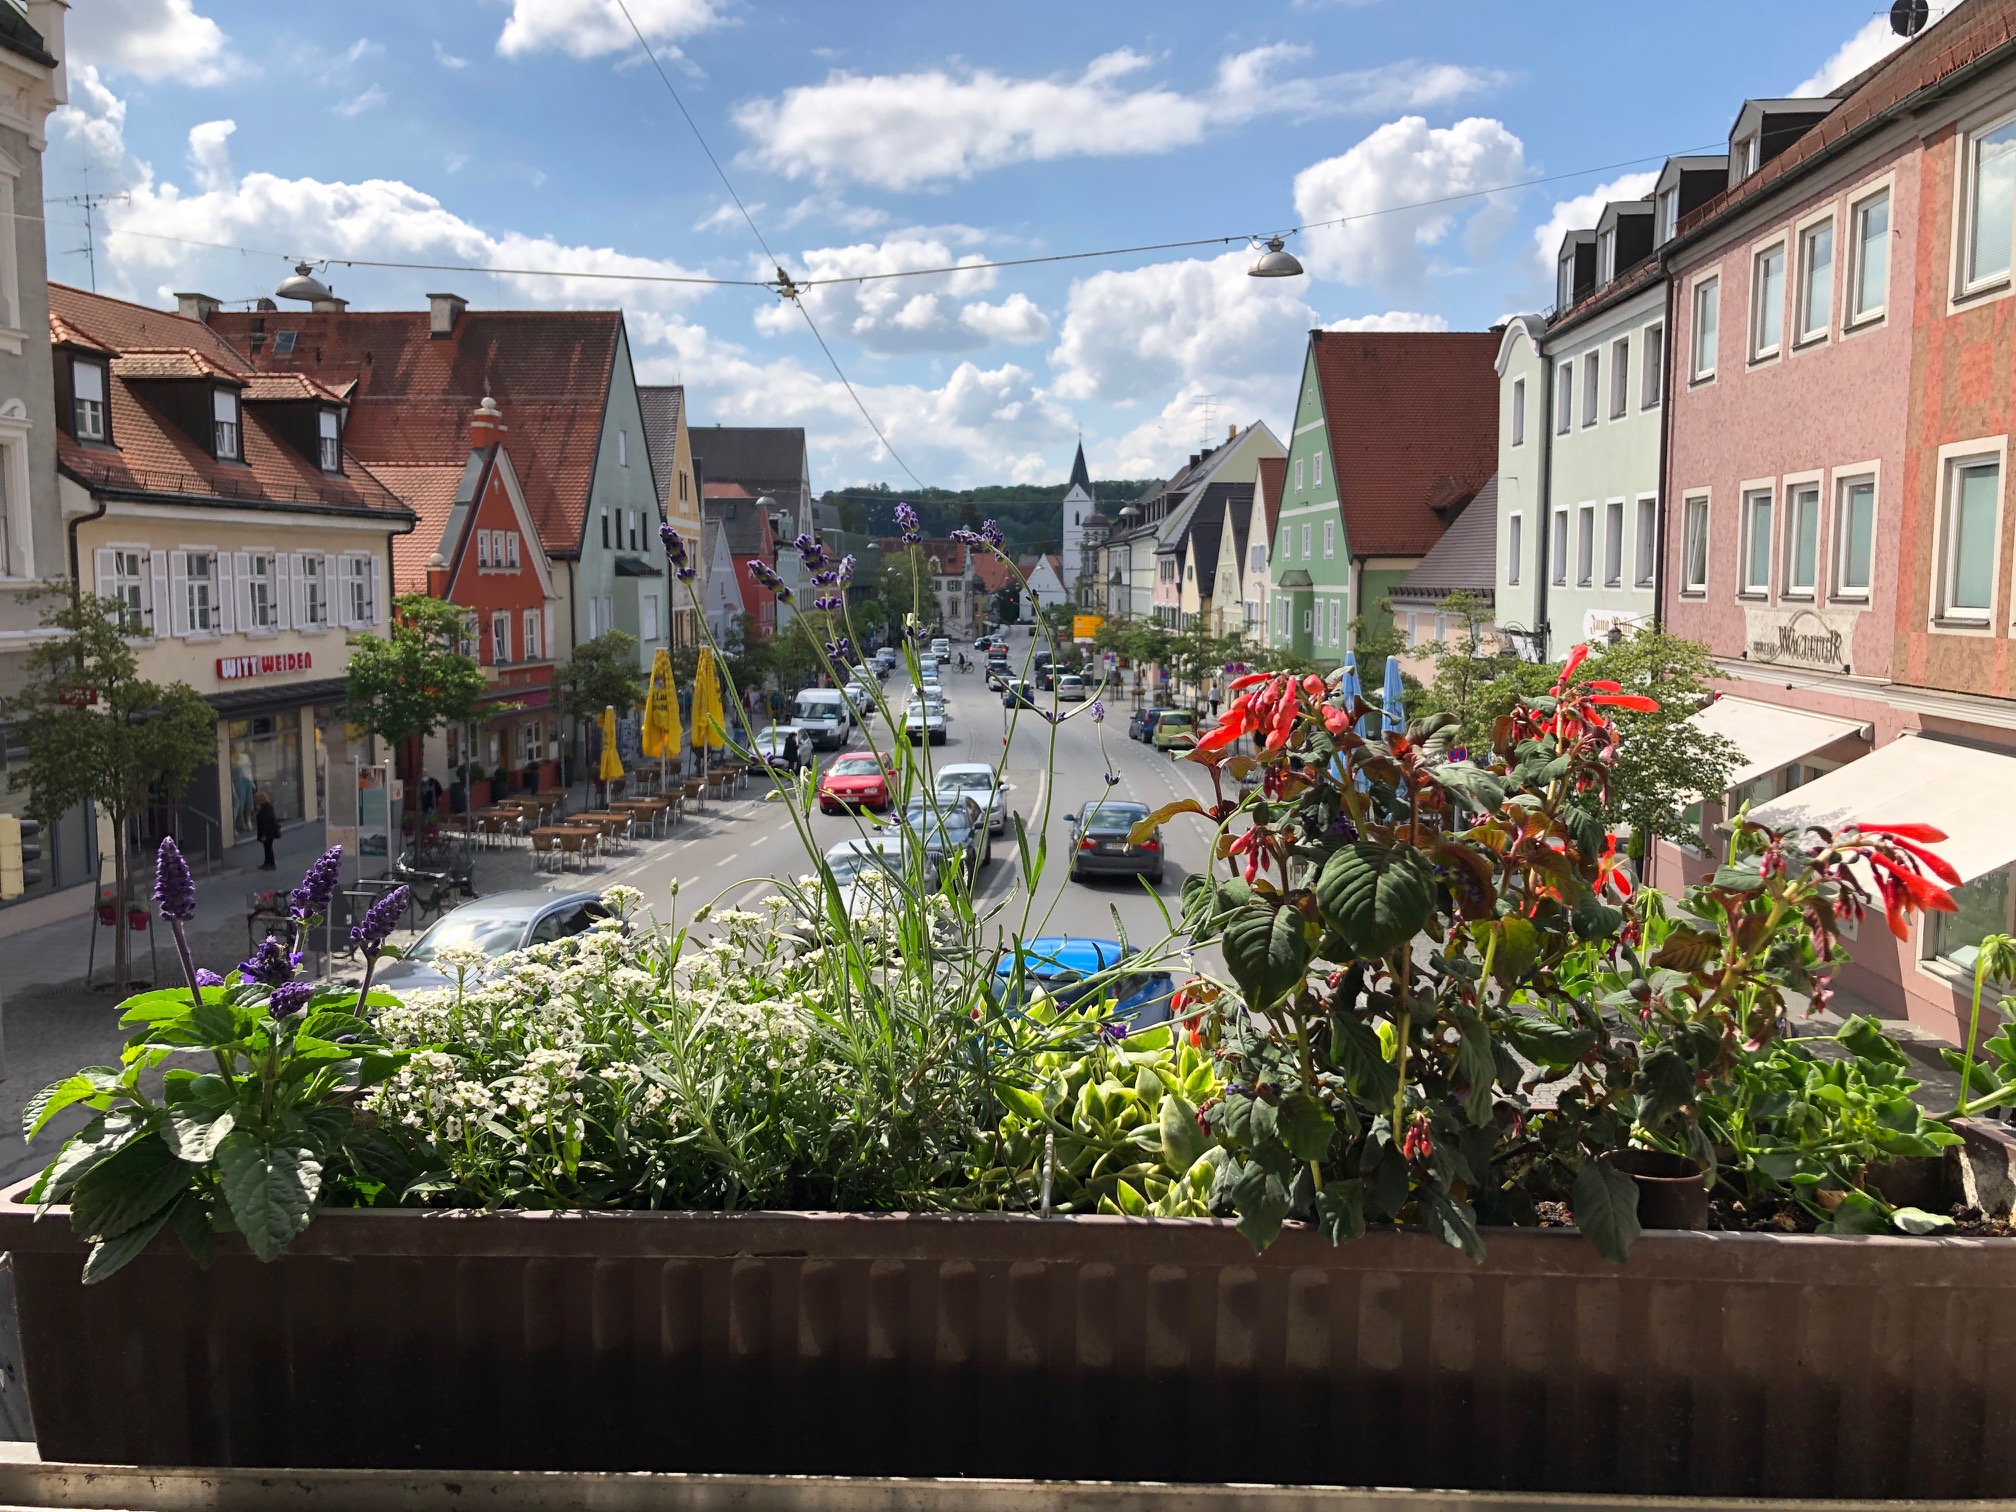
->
[692,646,727,754]
[597,704,624,800]
[640,648,682,761]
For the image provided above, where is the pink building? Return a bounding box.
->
[1654,0,2016,1039]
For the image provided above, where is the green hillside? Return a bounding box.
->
[819,480,1162,558]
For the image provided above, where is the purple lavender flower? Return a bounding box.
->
[658,523,688,570]
[979,519,1005,551]
[836,554,856,586]
[824,637,853,662]
[677,565,697,582]
[270,981,313,1017]
[950,527,982,549]
[894,501,920,545]
[153,837,196,921]
[289,845,344,921]
[1089,699,1106,723]
[791,533,828,573]
[1104,772,1121,787]
[349,886,410,954]
[747,559,794,604]
[239,934,297,988]
[194,968,225,988]
[814,594,842,612]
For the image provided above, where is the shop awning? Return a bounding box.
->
[1748,735,2016,884]
[1687,696,1868,792]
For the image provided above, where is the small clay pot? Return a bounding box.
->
[1607,1148,1711,1230]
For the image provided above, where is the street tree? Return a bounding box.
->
[8,589,217,988]
[346,594,489,784]
[992,584,1023,625]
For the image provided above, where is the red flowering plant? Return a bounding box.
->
[1150,646,1960,1261]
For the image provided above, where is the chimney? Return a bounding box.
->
[175,292,222,323]
[470,395,507,451]
[1227,424,1236,440]
[429,293,468,337]
[311,295,348,313]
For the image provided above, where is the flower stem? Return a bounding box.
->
[169,918,202,1011]
[1961,951,1991,1117]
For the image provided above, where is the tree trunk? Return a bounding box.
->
[110,809,128,991]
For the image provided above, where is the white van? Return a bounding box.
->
[793,688,852,750]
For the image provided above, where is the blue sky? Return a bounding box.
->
[51,0,1908,491]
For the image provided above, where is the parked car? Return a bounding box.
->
[1065,798,1164,885]
[1150,709,1198,751]
[373,891,610,992]
[1129,705,1178,743]
[972,635,1000,654]
[744,724,810,771]
[934,762,1010,833]
[817,751,895,813]
[792,688,853,751]
[929,638,952,664]
[1000,678,1038,710]
[821,836,939,918]
[892,794,988,881]
[874,646,900,673]
[903,698,948,744]
[1055,674,1088,702]
[988,936,1176,1029]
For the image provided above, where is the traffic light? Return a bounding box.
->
[0,813,42,900]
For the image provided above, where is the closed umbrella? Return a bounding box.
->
[1338,651,1369,791]
[1381,654,1406,734]
[640,647,682,782]
[597,704,624,804]
[692,646,727,780]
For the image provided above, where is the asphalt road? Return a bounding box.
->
[588,658,1224,975]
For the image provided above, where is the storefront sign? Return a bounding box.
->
[217,652,313,680]
[1743,606,1856,670]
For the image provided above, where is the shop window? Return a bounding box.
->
[228,714,303,842]
[1929,867,2013,978]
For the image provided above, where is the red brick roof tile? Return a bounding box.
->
[372,463,467,593]
[112,349,241,382]
[205,307,621,557]
[1310,330,1499,559]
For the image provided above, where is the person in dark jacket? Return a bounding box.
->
[254,790,280,870]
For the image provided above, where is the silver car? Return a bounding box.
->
[373,890,610,993]
[934,762,1010,833]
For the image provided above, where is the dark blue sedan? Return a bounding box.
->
[990,937,1176,1030]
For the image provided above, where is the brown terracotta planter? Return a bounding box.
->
[468,779,492,809]
[536,760,561,791]
[1605,1148,1711,1230]
[2,1188,2012,1497]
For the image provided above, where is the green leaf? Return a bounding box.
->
[1485,916,1540,983]
[169,1194,219,1268]
[1891,1206,1957,1235]
[23,1074,111,1140]
[1633,1047,1696,1132]
[160,1107,234,1164]
[1113,1179,1149,1217]
[1572,1159,1642,1264]
[1332,1013,1399,1106]
[67,1132,193,1242]
[215,1132,322,1263]
[1504,1016,1596,1070]
[1278,1092,1335,1164]
[1711,865,1766,894]
[1649,926,1719,975]
[1225,1159,1294,1252]
[116,988,214,1026]
[1221,900,1312,1010]
[1314,844,1437,960]
[187,997,244,1049]
[80,1205,173,1285]
[1314,1178,1366,1245]
[1836,1015,1910,1068]
[1572,894,1624,940]
[1417,1186,1486,1263]
[1451,1008,1497,1125]
[1820,1188,1889,1235]
[1159,1092,1207,1172]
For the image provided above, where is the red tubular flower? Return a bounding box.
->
[1859,822,1949,843]
[1866,850,1957,939]
[1556,643,1591,687]
[1857,825,1962,886]
[1587,692,1661,713]
[1401,1114,1434,1162]
[1322,705,1353,736]
[1228,671,1271,692]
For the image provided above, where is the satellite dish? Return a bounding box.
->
[1891,0,1930,37]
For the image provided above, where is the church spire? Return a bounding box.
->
[1067,436,1092,495]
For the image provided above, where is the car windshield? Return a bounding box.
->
[904,802,968,833]
[1159,712,1194,726]
[756,727,792,744]
[937,771,994,793]
[830,756,882,777]
[1080,802,1150,834]
[406,911,529,961]
[826,850,900,882]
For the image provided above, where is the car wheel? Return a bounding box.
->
[1150,868,1165,886]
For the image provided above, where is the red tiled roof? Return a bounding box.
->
[970,554,1014,594]
[242,372,345,403]
[1310,330,1499,559]
[50,285,413,522]
[112,348,242,383]
[205,307,622,557]
[49,312,111,355]
[371,463,467,593]
[703,480,752,500]
[1678,0,2016,244]
[1255,456,1287,545]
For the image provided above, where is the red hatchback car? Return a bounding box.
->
[817,752,895,814]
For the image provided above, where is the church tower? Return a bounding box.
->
[1060,438,1095,594]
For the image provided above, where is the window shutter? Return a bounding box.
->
[168,552,189,638]
[322,554,338,626]
[370,555,386,625]
[544,604,554,659]
[291,553,307,626]
[149,552,169,637]
[234,551,253,631]
[213,553,234,634]
[274,553,291,630]
[91,547,115,596]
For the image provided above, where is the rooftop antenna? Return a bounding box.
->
[1192,392,1219,449]
[50,159,128,293]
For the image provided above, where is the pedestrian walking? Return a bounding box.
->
[1209,686,1222,721]
[253,790,281,871]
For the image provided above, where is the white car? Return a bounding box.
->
[1056,674,1088,702]
[935,762,1010,833]
[746,724,808,771]
[841,682,874,715]
[821,836,940,919]
[903,699,948,745]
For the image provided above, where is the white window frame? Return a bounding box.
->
[1581,350,1599,428]
[1681,494,1711,595]
[296,552,327,630]
[1312,452,1323,487]
[317,409,342,472]
[1690,275,1719,383]
[1609,336,1630,419]
[1603,498,1624,587]
[1597,227,1615,284]
[1781,472,1823,600]
[1322,519,1334,558]
[1550,506,1569,586]
[1750,238,1787,363]
[183,549,219,637]
[1556,361,1573,435]
[523,608,543,661]
[343,554,376,627]
[72,358,107,441]
[477,531,492,569]
[1846,180,1894,328]
[1657,186,1679,246]
[1300,522,1310,557]
[1929,438,2008,630]
[245,550,278,631]
[1956,110,2016,302]
[491,609,511,665]
[1327,598,1340,646]
[1293,458,1304,491]
[0,169,20,333]
[1831,466,1880,602]
[1507,512,1523,587]
[505,532,521,569]
[212,387,242,462]
[1557,253,1575,312]
[1740,484,1777,598]
[1634,495,1657,588]
[96,545,151,636]
[618,427,629,467]
[1511,377,1525,446]
[1921,865,2016,990]
[1794,211,1835,348]
[1576,502,1596,586]
[1641,321,1664,409]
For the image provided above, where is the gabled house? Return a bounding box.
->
[200,295,669,682]
[692,426,813,623]
[380,397,561,792]
[1389,476,1500,678]
[55,284,413,860]
[972,551,1067,623]
[636,384,703,648]
[696,513,742,643]
[878,537,979,637]
[1269,330,1498,668]
[1209,481,1253,640]
[704,483,782,642]
[1178,483,1246,631]
[1245,457,1285,651]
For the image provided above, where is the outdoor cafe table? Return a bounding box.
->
[469,808,524,847]
[532,825,602,867]
[573,812,635,848]
[610,797,671,836]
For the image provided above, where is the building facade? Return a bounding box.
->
[637,384,702,647]
[691,427,813,626]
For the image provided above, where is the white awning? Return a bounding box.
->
[1747,735,2016,884]
[1688,696,1869,791]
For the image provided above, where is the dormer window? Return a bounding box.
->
[317,409,341,472]
[1597,228,1615,283]
[1557,254,1574,310]
[72,359,107,441]
[1658,187,1680,244]
[1734,135,1759,180]
[212,388,241,461]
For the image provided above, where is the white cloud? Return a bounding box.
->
[185,120,235,194]
[496,0,722,61]
[67,0,239,85]
[333,86,388,119]
[1792,16,1909,98]
[1293,115,1529,296]
[735,46,1504,191]
[1529,169,1658,273]
[776,194,889,233]
[751,234,1047,355]
[54,65,132,178]
[694,201,762,234]
[339,39,384,68]
[1324,310,1449,332]
[433,40,469,70]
